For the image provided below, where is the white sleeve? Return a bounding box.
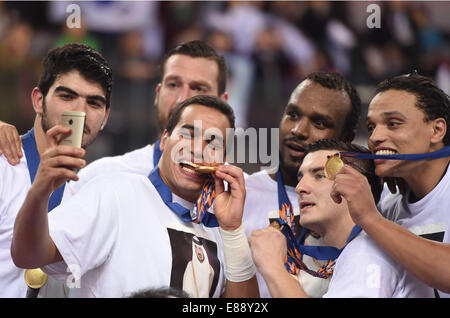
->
[45,178,120,282]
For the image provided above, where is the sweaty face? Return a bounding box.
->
[154,54,224,132]
[158,104,230,202]
[296,150,348,234]
[38,70,109,148]
[279,80,351,177]
[366,89,439,177]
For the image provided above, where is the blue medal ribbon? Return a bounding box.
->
[275,169,306,240]
[21,128,66,212]
[281,223,361,278]
[148,167,219,227]
[341,146,450,160]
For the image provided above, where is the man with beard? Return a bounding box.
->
[48,40,228,194]
[182,236,215,298]
[0,43,112,297]
[242,71,361,297]
[11,95,258,298]
[0,40,228,190]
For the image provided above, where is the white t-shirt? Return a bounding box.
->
[43,172,226,298]
[70,144,155,194]
[379,166,450,298]
[324,231,435,298]
[243,169,331,298]
[0,151,76,298]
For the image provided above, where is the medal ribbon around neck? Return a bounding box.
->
[21,128,66,212]
[276,168,345,278]
[324,146,450,180]
[192,177,217,225]
[148,167,219,227]
[280,224,362,278]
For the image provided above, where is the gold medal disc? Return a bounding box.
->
[194,166,216,174]
[324,155,344,180]
[24,268,48,289]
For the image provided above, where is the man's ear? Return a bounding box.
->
[220,91,228,102]
[154,83,161,104]
[160,129,169,152]
[430,118,447,145]
[31,87,44,115]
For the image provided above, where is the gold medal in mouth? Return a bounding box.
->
[324,153,344,180]
[180,161,216,175]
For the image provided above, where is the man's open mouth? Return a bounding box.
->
[179,161,216,175]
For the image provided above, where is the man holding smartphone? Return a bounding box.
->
[0,43,112,297]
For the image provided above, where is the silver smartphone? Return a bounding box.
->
[60,111,86,148]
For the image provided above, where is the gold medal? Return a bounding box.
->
[194,165,216,174]
[24,268,48,289]
[181,161,216,174]
[324,153,344,180]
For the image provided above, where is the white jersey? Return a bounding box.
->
[43,172,226,298]
[324,231,435,298]
[0,151,76,298]
[379,165,450,298]
[70,144,155,194]
[243,169,330,298]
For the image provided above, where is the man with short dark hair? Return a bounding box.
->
[67,40,230,195]
[250,139,436,297]
[0,40,229,190]
[333,73,450,297]
[12,95,258,298]
[242,71,362,297]
[0,43,112,297]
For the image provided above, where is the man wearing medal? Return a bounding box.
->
[0,43,112,297]
[330,73,450,297]
[250,139,438,297]
[0,40,229,197]
[11,95,259,298]
[242,71,362,297]
[48,40,230,195]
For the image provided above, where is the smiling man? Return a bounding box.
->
[11,95,258,298]
[242,71,362,297]
[0,43,112,297]
[331,74,450,297]
[68,40,229,193]
[0,40,229,195]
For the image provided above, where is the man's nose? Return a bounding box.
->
[176,85,193,104]
[368,125,388,148]
[295,176,311,195]
[291,118,309,139]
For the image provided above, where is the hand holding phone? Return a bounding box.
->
[60,111,86,148]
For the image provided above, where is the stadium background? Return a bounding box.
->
[0,1,448,172]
